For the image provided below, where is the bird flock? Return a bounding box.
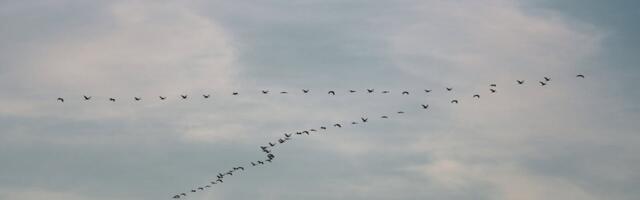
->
[57,75,586,199]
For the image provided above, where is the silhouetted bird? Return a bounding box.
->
[134,97,141,101]
[159,96,166,100]
[451,100,459,104]
[83,95,91,100]
[251,162,257,166]
[473,94,480,98]
[217,179,223,183]
[517,80,525,85]
[173,195,180,199]
[295,131,302,135]
[109,98,116,102]
[262,90,269,94]
[198,187,204,190]
[402,91,410,95]
[257,161,264,165]
[361,117,368,122]
[302,89,309,93]
[309,129,317,132]
[328,91,335,95]
[205,185,211,188]
[302,131,309,135]
[490,89,496,93]
[334,124,342,128]
[352,122,358,125]
[57,97,64,102]
[180,193,186,196]
[367,89,375,93]
[262,149,271,153]
[349,90,356,93]
[238,167,244,170]
[381,116,389,119]
[278,139,285,144]
[284,133,291,138]
[181,95,188,99]
[232,92,239,95]
[421,104,429,109]
[539,81,547,86]
[280,91,288,94]
[446,87,453,91]
[320,126,327,130]
[269,142,275,147]
[577,74,585,78]
[203,94,210,98]
[191,190,196,193]
[424,89,432,93]
[544,77,551,81]
[490,84,497,87]
[260,146,268,150]
[382,90,390,94]
[397,111,404,114]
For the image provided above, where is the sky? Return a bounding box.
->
[1,0,639,199]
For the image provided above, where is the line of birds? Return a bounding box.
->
[56,75,584,103]
[169,75,584,198]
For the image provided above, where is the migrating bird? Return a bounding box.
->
[351,122,358,125]
[109,98,116,102]
[257,161,264,165]
[180,95,188,99]
[334,123,342,128]
[577,74,585,78]
[302,130,309,135]
[539,81,547,86]
[197,187,204,190]
[302,89,309,93]
[251,162,257,166]
[278,138,285,144]
[217,179,223,183]
[57,97,64,102]
[382,90,390,94]
[451,100,459,104]
[349,90,357,93]
[402,91,410,95]
[446,87,453,91]
[367,89,375,93]
[262,90,269,94]
[180,193,186,196]
[490,84,497,87]
[203,94,210,98]
[490,89,496,93]
[361,117,368,123]
[232,92,239,95]
[544,77,551,82]
[320,126,327,130]
[421,104,429,109]
[159,96,166,100]
[309,129,317,132]
[473,94,481,98]
[134,97,141,101]
[424,89,432,93]
[191,190,196,193]
[381,115,389,119]
[328,91,335,95]
[83,95,91,100]
[284,133,291,138]
[173,195,181,199]
[517,80,525,85]
[397,111,405,114]
[280,91,288,94]
[269,142,276,147]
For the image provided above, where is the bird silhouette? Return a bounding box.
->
[328,91,335,95]
[191,190,196,193]
[197,187,204,190]
[284,133,291,138]
[257,161,264,165]
[382,90,390,94]
[320,126,327,130]
[577,74,585,78]
[180,95,188,99]
[309,129,317,132]
[180,193,186,196]
[361,117,368,123]
[83,95,91,100]
[402,91,410,95]
[446,87,453,91]
[269,142,275,147]
[334,123,342,128]
[280,91,288,94]
[251,162,257,166]
[302,130,309,135]
[539,81,547,86]
[262,90,269,94]
[473,94,480,98]
[278,139,285,144]
[134,97,141,101]
[203,94,210,98]
[421,104,429,109]
[349,90,356,93]
[544,77,551,81]
[173,195,181,199]
[232,92,239,95]
[381,116,389,119]
[424,89,432,93]
[490,84,497,87]
[517,80,525,85]
[295,131,302,135]
[367,89,375,93]
[57,97,64,102]
[490,89,496,93]
[159,96,167,100]
[205,185,211,188]
[217,179,223,183]
[351,122,358,125]
[109,98,116,102]
[451,100,459,104]
[302,89,309,93]
[397,111,405,114]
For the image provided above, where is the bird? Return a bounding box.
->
[334,123,342,128]
[280,91,288,94]
[577,74,585,78]
[490,89,496,93]
[367,89,375,93]
[267,154,275,159]
[349,90,356,93]
[473,94,480,98]
[381,116,389,119]
[197,187,204,190]
[262,90,269,94]
[284,133,291,138]
[397,111,405,114]
[320,126,327,130]
[382,90,390,94]
[269,142,276,147]
[203,94,210,98]
[226,172,233,176]
[210,181,217,185]
[57,97,64,102]
[251,162,257,166]
[262,149,271,153]
[424,89,432,93]
[302,89,309,93]
[238,167,244,170]
[451,100,459,104]
[205,185,211,188]
[539,81,547,86]
[517,80,525,85]
[83,95,91,100]
[173,195,181,199]
[295,131,302,135]
[402,91,410,95]
[446,87,453,91]
[180,95,188,99]
[191,190,196,193]
[260,146,268,150]
[134,97,141,101]
[309,129,317,132]
[351,122,358,125]
[232,92,239,95]
[361,117,368,123]
[421,104,429,109]
[490,84,497,87]
[217,179,224,183]
[544,77,551,81]
[180,193,186,196]
[302,131,309,135]
[328,91,335,95]
[159,96,167,100]
[109,98,116,102]
[257,161,264,165]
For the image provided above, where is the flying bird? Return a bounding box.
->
[576,74,585,78]
[159,96,166,100]
[83,95,91,100]
[134,97,141,101]
[173,195,181,199]
[451,100,459,104]
[421,104,429,109]
[257,161,264,165]
[446,87,453,91]
[232,92,239,95]
[539,81,547,86]
[302,89,309,93]
[349,90,356,93]
[57,97,64,102]
[544,77,551,81]
[180,95,188,99]
[109,98,116,102]
[397,111,405,114]
[334,123,342,128]
[328,91,335,95]
[490,84,497,87]
[424,89,432,93]
[367,89,375,93]
[402,91,410,95]
[197,187,204,190]
[361,117,368,122]
[473,94,480,98]
[381,116,389,119]
[517,80,525,85]
[351,122,358,125]
[382,90,390,94]
[320,126,327,130]
[191,190,196,193]
[490,89,496,93]
[280,91,288,94]
[309,129,317,132]
[262,90,269,94]
[203,94,210,98]
[251,162,257,166]
[284,133,291,138]
[269,142,276,147]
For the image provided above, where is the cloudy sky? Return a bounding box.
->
[1,0,639,199]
